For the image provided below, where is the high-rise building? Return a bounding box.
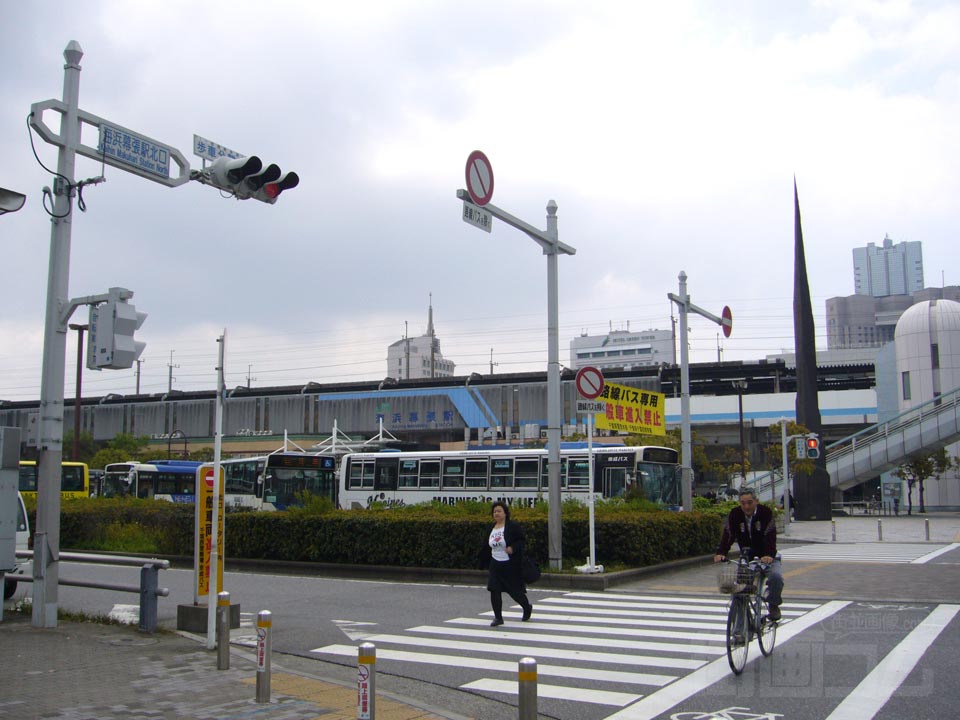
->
[386,297,456,380]
[853,235,924,297]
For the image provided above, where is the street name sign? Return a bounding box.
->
[193,134,242,163]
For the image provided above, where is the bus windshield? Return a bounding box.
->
[637,461,683,505]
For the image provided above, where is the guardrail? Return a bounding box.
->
[13,550,170,632]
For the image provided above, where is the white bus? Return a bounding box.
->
[101,460,201,502]
[338,445,681,510]
[211,451,338,511]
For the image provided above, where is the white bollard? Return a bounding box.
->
[831,519,836,542]
[358,642,376,719]
[256,610,272,703]
[878,519,883,541]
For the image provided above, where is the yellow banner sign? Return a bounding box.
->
[196,466,224,599]
[594,381,666,436]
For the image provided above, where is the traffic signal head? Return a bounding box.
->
[87,294,147,370]
[806,435,821,459]
[206,155,298,203]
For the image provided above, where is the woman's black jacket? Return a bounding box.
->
[478,520,526,570]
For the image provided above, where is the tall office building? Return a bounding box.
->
[853,235,924,297]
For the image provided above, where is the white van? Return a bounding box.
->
[3,492,30,600]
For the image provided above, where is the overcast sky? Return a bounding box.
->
[1,0,957,402]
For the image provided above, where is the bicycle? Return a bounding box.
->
[717,556,778,674]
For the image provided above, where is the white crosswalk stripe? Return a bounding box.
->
[310,590,825,710]
[779,542,957,563]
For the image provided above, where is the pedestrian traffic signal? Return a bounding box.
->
[87,289,147,370]
[206,155,298,204]
[805,435,821,459]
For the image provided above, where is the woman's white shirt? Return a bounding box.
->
[489,526,510,562]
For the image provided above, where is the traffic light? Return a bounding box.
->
[805,434,821,459]
[207,155,298,204]
[87,290,147,370]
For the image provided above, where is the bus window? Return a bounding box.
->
[398,459,419,488]
[419,460,440,488]
[442,459,464,488]
[490,458,513,488]
[567,458,590,488]
[514,458,539,488]
[465,459,488,489]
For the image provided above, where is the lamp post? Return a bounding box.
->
[732,380,748,487]
[68,323,88,461]
[167,429,186,459]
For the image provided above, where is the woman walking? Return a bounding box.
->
[480,500,533,627]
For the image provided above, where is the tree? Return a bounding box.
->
[625,427,711,476]
[61,430,98,463]
[761,421,816,500]
[188,447,216,462]
[893,450,950,515]
[86,433,151,470]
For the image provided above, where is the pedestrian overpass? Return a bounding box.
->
[826,384,960,490]
[754,384,960,499]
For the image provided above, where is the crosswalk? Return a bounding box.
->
[779,542,959,564]
[310,591,823,712]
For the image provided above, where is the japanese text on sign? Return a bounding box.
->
[98,125,171,178]
[462,202,493,232]
[196,468,224,598]
[595,381,666,436]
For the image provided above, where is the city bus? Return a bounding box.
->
[18,460,90,501]
[338,445,681,509]
[101,460,202,502]
[210,451,338,511]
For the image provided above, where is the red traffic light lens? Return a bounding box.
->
[807,438,818,448]
[264,183,280,199]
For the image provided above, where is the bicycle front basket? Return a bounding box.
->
[717,562,758,594]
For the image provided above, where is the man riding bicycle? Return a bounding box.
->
[713,487,784,621]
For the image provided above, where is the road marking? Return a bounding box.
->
[910,543,960,564]
[462,678,641,706]
[780,543,952,563]
[601,600,851,720]
[107,604,139,624]
[823,604,960,720]
[783,560,831,577]
[318,632,707,669]
[314,644,676,687]
[452,615,728,642]
[407,623,726,655]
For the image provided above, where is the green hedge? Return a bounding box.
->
[40,499,723,569]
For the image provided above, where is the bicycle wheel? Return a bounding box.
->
[756,576,777,657]
[726,595,750,674]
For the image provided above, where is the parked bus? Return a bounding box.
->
[338,445,681,509]
[18,460,90,501]
[211,451,338,511]
[101,460,202,502]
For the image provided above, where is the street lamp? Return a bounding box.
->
[0,186,27,215]
[732,379,748,487]
[68,323,88,461]
[167,429,186,459]
[465,372,482,387]
[378,377,398,391]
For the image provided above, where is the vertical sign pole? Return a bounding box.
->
[781,419,791,534]
[545,201,563,570]
[34,41,84,629]
[587,412,596,568]
[206,330,226,649]
[677,272,694,513]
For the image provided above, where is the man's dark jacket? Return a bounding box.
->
[716,504,777,559]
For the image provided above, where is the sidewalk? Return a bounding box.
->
[782,511,960,544]
[0,609,467,720]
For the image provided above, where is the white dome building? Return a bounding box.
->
[893,299,960,509]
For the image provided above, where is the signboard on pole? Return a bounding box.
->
[577,400,607,414]
[721,305,733,338]
[464,150,494,206]
[98,124,173,179]
[194,465,224,601]
[575,366,605,399]
[462,201,493,232]
[595,381,667,435]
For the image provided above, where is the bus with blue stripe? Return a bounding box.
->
[102,460,202,503]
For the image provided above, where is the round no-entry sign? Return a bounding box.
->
[721,305,733,338]
[465,150,494,206]
[203,468,215,489]
[575,366,605,399]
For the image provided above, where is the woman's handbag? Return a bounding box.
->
[521,555,541,584]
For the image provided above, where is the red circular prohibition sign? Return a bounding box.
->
[465,150,494,206]
[575,366,605,399]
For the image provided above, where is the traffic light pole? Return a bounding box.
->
[33,41,84,628]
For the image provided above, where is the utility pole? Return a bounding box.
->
[489,348,498,375]
[168,350,179,393]
[246,364,256,388]
[135,358,145,394]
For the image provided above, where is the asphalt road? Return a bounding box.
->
[13,539,960,720]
